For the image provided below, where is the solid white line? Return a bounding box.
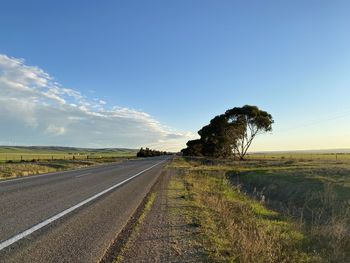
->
[0,159,166,251]
[75,173,91,178]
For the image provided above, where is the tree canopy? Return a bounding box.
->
[198,115,236,158]
[181,105,273,160]
[137,147,168,157]
[225,105,273,159]
[181,139,203,157]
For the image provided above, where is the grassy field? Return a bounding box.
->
[171,156,350,262]
[0,146,137,162]
[0,146,137,179]
[230,158,350,262]
[247,152,350,161]
[0,157,133,179]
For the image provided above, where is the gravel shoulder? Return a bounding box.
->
[116,167,208,263]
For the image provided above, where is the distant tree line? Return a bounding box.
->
[181,105,273,160]
[137,147,169,157]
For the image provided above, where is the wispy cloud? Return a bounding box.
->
[0,54,194,151]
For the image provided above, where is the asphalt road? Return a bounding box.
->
[0,156,169,262]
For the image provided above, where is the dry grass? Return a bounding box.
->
[170,158,320,262]
[229,161,350,262]
[299,186,350,262]
[0,157,130,179]
[113,192,157,263]
[0,146,136,162]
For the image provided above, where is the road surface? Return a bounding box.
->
[0,156,169,262]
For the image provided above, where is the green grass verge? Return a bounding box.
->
[169,158,320,262]
[114,192,157,263]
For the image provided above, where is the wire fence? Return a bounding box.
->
[245,153,350,161]
[0,153,135,163]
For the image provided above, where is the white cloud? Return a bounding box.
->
[0,54,195,151]
[46,125,66,135]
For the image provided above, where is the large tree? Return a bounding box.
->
[181,105,273,160]
[181,139,203,156]
[225,105,273,160]
[198,115,236,158]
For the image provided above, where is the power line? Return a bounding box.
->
[273,109,350,134]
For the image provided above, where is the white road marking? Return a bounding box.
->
[75,173,91,178]
[0,159,166,251]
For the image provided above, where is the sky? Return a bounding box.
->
[1,0,350,151]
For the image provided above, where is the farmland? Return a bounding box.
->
[0,146,137,179]
[0,146,137,162]
[246,151,350,162]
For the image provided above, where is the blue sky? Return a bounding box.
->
[1,1,350,151]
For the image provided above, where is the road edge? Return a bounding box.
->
[99,166,167,263]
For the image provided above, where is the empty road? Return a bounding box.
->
[0,156,169,262]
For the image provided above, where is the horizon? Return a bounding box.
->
[2,145,350,155]
[1,1,350,151]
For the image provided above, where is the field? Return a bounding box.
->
[247,152,350,161]
[168,155,350,262]
[0,146,137,179]
[0,146,137,162]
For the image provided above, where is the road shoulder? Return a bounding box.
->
[110,167,208,263]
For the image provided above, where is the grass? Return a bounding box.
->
[114,192,157,263]
[0,146,137,179]
[0,156,132,179]
[246,152,350,162]
[169,158,320,262]
[169,156,350,262]
[227,159,350,262]
[0,146,137,162]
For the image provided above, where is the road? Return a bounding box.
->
[0,156,169,262]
